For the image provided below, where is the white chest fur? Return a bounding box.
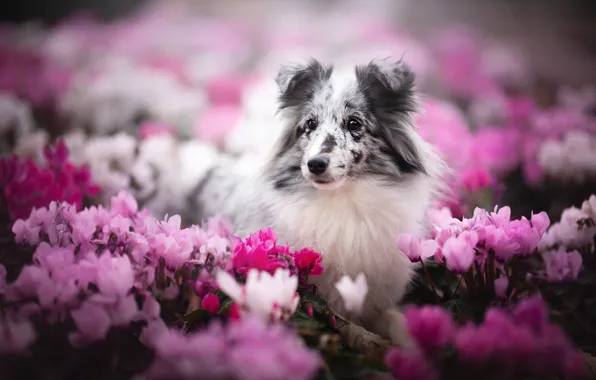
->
[267,178,430,318]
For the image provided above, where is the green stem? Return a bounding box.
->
[421,260,441,303]
[452,275,463,298]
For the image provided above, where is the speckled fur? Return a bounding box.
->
[195,59,447,345]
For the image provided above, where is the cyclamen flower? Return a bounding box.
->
[0,314,37,354]
[216,268,299,322]
[384,348,439,380]
[544,249,583,282]
[141,317,321,380]
[1,141,99,220]
[389,296,584,379]
[493,277,509,299]
[397,234,438,263]
[404,306,455,356]
[334,273,369,315]
[442,233,477,273]
[201,293,220,314]
[293,248,324,277]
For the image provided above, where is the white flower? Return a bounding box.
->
[335,273,369,315]
[216,268,299,322]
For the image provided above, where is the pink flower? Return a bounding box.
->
[194,105,242,147]
[385,348,438,380]
[70,301,111,342]
[460,166,492,192]
[442,235,476,273]
[205,73,254,106]
[530,211,550,236]
[139,121,175,140]
[110,190,139,217]
[202,293,221,314]
[95,251,134,296]
[545,250,583,282]
[493,277,509,299]
[397,234,438,263]
[0,315,36,354]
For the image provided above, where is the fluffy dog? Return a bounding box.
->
[194,58,447,347]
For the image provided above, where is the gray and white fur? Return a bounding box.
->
[194,58,447,346]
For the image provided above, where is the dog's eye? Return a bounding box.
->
[306,119,318,130]
[347,117,362,131]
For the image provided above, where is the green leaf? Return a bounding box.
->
[291,308,327,330]
[319,351,389,380]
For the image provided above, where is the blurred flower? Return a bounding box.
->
[141,317,321,380]
[404,306,455,355]
[201,293,220,314]
[216,268,299,322]
[493,277,509,299]
[335,273,369,315]
[544,249,583,282]
[385,348,438,380]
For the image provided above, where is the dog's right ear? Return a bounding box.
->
[276,59,331,109]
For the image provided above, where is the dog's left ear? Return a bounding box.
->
[361,59,417,111]
[357,60,424,174]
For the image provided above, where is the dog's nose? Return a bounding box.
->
[307,156,329,175]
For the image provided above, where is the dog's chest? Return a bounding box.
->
[271,186,416,279]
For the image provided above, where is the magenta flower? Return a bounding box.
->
[545,249,583,282]
[460,166,492,192]
[404,305,455,355]
[385,347,438,380]
[293,248,324,277]
[201,293,221,314]
[1,141,99,220]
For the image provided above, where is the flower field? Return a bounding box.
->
[1,1,596,379]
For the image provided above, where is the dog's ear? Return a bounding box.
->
[276,59,332,109]
[358,59,417,114]
[356,59,424,174]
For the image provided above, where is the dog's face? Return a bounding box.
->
[269,59,426,191]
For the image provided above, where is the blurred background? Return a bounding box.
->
[1,0,596,223]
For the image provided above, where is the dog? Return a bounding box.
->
[193,58,447,348]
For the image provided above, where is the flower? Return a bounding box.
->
[442,234,477,273]
[201,293,220,314]
[493,277,509,299]
[544,249,583,282]
[397,234,438,263]
[404,306,455,355]
[293,248,324,277]
[0,315,37,354]
[141,317,321,380]
[335,273,369,315]
[385,348,438,380]
[216,268,299,322]
[69,300,112,343]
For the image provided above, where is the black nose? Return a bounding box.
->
[307,156,329,175]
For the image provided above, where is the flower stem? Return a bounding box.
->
[421,260,440,303]
[452,275,463,298]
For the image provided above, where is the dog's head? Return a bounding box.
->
[269,58,427,191]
